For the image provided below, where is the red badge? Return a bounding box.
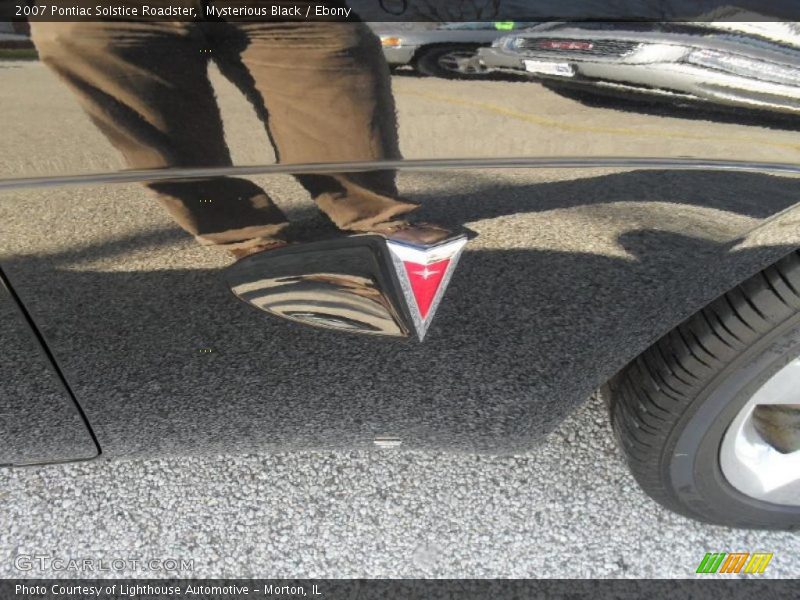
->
[387,236,468,340]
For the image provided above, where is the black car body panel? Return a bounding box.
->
[0,270,98,465]
[3,165,800,457]
[2,5,800,461]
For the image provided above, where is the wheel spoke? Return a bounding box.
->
[750,358,800,405]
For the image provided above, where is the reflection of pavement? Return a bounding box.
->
[391,76,800,163]
[1,61,800,577]
[2,61,800,180]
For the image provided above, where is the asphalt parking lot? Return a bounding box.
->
[1,61,799,578]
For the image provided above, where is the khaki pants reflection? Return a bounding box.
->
[32,20,417,249]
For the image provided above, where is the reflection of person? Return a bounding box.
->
[31,16,449,257]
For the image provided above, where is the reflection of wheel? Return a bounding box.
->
[610,251,800,529]
[414,45,486,79]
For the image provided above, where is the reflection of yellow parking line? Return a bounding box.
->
[399,89,800,153]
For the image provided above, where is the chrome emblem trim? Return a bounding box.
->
[225,234,468,341]
[386,236,468,341]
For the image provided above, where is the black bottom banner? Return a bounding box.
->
[1,579,797,600]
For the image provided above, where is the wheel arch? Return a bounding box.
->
[603,199,800,389]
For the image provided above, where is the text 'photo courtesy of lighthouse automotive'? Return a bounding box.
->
[1,0,800,591]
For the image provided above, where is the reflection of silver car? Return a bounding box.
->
[479,22,800,114]
[375,21,537,78]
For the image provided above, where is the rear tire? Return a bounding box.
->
[609,251,800,529]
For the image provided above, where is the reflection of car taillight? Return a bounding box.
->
[538,40,594,51]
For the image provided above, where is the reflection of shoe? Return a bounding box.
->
[377,222,452,246]
[229,240,289,261]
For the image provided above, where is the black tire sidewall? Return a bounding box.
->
[668,316,800,528]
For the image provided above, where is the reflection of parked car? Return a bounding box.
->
[375,21,538,78]
[0,21,34,56]
[479,22,800,114]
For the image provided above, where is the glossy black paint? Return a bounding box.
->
[3,168,800,457]
[0,270,98,465]
[1,15,800,461]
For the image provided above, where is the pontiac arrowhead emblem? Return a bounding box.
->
[225,234,467,341]
[386,235,468,341]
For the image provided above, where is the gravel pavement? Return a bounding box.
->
[2,393,799,578]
